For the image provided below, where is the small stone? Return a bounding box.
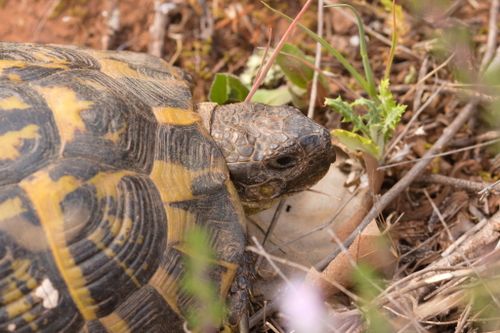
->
[349,35,360,47]
[415,126,427,135]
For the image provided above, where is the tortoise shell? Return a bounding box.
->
[0,42,246,332]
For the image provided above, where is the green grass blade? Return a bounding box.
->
[384,0,398,80]
[262,1,370,94]
[325,4,377,100]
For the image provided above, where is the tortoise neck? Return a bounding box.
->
[196,102,218,134]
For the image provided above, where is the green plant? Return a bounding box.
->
[209,73,249,105]
[353,264,392,333]
[182,227,227,331]
[264,2,407,162]
[326,79,406,160]
[469,274,500,331]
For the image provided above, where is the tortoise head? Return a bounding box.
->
[198,102,335,210]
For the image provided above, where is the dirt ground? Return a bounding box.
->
[0,0,312,101]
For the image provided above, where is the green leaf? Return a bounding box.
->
[325,97,368,135]
[288,84,308,109]
[276,43,314,89]
[208,73,249,104]
[331,129,381,159]
[377,79,406,139]
[325,3,377,100]
[351,97,380,125]
[251,87,293,105]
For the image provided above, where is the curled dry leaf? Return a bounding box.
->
[249,162,357,268]
[305,152,396,299]
[306,219,397,298]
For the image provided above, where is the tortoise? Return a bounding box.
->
[0,42,335,332]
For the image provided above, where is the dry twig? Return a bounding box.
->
[412,56,430,113]
[480,0,499,72]
[385,83,445,158]
[379,137,500,170]
[149,0,178,57]
[101,0,120,50]
[245,0,315,101]
[419,174,500,194]
[307,0,324,119]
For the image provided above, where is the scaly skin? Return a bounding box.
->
[198,102,336,210]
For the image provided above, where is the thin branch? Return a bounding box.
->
[251,237,291,286]
[390,83,498,103]
[101,0,120,50]
[251,28,273,94]
[413,56,430,113]
[401,53,455,102]
[265,188,359,255]
[307,0,324,118]
[249,302,280,329]
[480,0,499,72]
[418,174,500,193]
[246,0,315,101]
[424,189,455,242]
[262,198,286,246]
[479,179,500,200]
[379,137,500,170]
[149,1,177,57]
[32,0,59,42]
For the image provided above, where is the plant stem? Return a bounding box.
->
[246,0,315,102]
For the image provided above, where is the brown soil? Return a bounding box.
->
[0,0,311,101]
[0,0,175,48]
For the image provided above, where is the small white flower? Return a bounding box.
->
[280,280,326,333]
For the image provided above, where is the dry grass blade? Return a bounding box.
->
[480,0,499,72]
[245,0,315,101]
[382,211,500,304]
[101,0,120,50]
[307,0,324,119]
[379,137,500,170]
[418,174,500,194]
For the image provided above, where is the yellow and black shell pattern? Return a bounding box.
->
[0,42,246,332]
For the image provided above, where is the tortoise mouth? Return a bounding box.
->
[230,144,335,208]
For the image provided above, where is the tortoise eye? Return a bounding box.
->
[268,155,297,170]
